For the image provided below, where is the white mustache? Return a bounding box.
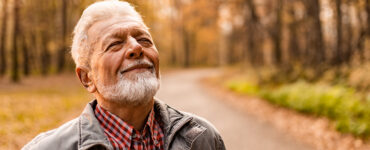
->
[120,59,154,74]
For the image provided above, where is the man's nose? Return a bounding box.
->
[125,37,143,59]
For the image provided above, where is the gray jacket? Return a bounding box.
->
[23,99,226,150]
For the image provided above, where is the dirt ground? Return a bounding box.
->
[0,74,91,150]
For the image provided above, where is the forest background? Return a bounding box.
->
[0,0,368,84]
[0,0,369,149]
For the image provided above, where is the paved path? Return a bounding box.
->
[156,68,315,150]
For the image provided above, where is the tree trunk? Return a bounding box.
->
[40,32,51,76]
[0,0,8,76]
[334,0,343,65]
[22,34,29,76]
[366,0,370,61]
[227,29,239,64]
[285,3,301,81]
[57,0,67,73]
[288,5,299,63]
[11,0,20,82]
[170,17,176,66]
[367,0,370,37]
[28,31,37,74]
[183,30,191,68]
[357,0,370,62]
[310,0,325,64]
[245,0,261,67]
[169,0,179,66]
[343,15,354,65]
[303,0,325,79]
[272,0,283,65]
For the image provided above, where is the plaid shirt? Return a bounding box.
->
[95,104,164,150]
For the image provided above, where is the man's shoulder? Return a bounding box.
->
[182,111,219,133]
[22,118,80,150]
[182,112,226,150]
[154,99,222,137]
[156,100,225,150]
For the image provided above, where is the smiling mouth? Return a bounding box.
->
[120,63,154,74]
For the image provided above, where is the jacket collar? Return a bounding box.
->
[153,99,192,149]
[78,99,205,150]
[78,100,111,150]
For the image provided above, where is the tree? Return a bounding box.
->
[11,0,20,82]
[302,0,325,78]
[0,0,8,76]
[367,0,370,37]
[245,0,262,67]
[21,34,29,76]
[334,0,343,65]
[56,0,67,73]
[287,2,300,65]
[271,0,283,65]
[40,31,51,76]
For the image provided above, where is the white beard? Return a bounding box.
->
[96,68,160,106]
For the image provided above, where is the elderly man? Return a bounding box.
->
[23,0,225,150]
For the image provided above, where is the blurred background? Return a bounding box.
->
[0,0,369,149]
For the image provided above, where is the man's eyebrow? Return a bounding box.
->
[109,28,129,39]
[130,28,151,38]
[100,28,127,50]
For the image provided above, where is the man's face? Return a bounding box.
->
[87,17,160,104]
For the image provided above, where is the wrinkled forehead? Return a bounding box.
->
[88,17,149,41]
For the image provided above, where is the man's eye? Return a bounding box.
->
[106,41,123,51]
[138,38,152,47]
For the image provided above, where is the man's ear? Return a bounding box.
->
[76,66,96,93]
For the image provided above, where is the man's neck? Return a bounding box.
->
[96,98,154,131]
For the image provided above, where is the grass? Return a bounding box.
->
[0,74,91,150]
[227,79,370,138]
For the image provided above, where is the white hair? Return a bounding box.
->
[71,0,146,68]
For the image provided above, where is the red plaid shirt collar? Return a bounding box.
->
[94,104,164,150]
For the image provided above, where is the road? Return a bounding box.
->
[155,68,314,150]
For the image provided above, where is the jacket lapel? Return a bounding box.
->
[78,100,112,150]
[154,98,206,150]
